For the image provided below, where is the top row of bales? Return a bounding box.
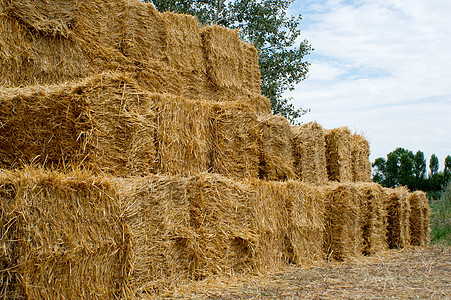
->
[0,0,270,114]
[0,72,371,183]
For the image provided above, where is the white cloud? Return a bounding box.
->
[287,0,451,165]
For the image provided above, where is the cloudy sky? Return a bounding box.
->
[285,0,451,170]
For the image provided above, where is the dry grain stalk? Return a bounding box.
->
[324,127,353,182]
[384,186,411,249]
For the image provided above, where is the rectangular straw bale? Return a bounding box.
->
[119,175,194,296]
[201,25,260,94]
[0,1,90,87]
[151,94,212,176]
[0,168,126,299]
[408,191,431,247]
[324,127,353,182]
[257,114,296,181]
[384,186,411,249]
[186,174,258,277]
[351,133,371,182]
[210,101,260,179]
[285,181,326,265]
[322,183,363,261]
[356,183,388,255]
[291,122,328,184]
[250,180,290,271]
[0,72,157,176]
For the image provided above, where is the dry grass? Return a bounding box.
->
[350,133,371,182]
[175,245,450,299]
[385,187,411,249]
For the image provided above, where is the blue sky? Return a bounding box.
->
[285,0,451,170]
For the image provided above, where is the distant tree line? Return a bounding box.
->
[372,148,451,196]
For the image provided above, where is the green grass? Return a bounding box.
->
[430,182,451,245]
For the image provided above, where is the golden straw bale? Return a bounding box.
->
[257,114,296,181]
[0,1,90,87]
[0,168,126,299]
[0,72,157,176]
[119,175,195,296]
[210,102,260,179]
[291,122,328,184]
[324,127,353,182]
[285,181,326,265]
[408,191,431,247]
[121,174,258,296]
[322,183,363,261]
[240,40,262,94]
[384,187,411,249]
[250,180,290,271]
[151,94,212,176]
[350,133,371,182]
[187,174,258,276]
[356,183,388,255]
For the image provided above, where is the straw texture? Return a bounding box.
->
[322,183,363,261]
[257,114,296,181]
[385,187,411,249]
[324,127,353,182]
[408,191,431,247]
[356,183,388,255]
[0,168,125,299]
[351,134,371,182]
[210,102,260,179]
[291,122,328,184]
[0,72,157,176]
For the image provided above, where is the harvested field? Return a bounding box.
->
[172,245,451,299]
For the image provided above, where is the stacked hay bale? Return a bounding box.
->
[0,0,432,297]
[356,183,388,255]
[385,187,411,249]
[0,169,126,299]
[257,114,296,181]
[0,72,157,176]
[324,127,353,182]
[408,191,431,247]
[291,122,328,183]
[351,133,372,182]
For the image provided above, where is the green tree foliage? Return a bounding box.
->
[444,155,451,184]
[429,154,439,176]
[372,149,449,194]
[145,0,312,123]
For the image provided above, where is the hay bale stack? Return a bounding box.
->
[0,168,126,299]
[350,134,371,182]
[324,127,353,182]
[291,122,328,184]
[250,180,290,271]
[384,187,411,249]
[257,114,296,181]
[356,183,388,255]
[0,72,157,176]
[408,191,431,247]
[210,102,260,179]
[322,183,362,261]
[152,94,212,177]
[285,181,326,265]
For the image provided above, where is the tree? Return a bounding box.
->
[145,0,312,123]
[429,154,439,176]
[444,155,451,184]
[413,150,426,190]
[399,152,414,189]
[371,157,385,184]
[383,151,400,187]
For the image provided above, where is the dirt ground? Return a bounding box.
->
[171,245,450,299]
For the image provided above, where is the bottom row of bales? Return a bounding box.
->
[0,169,430,299]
